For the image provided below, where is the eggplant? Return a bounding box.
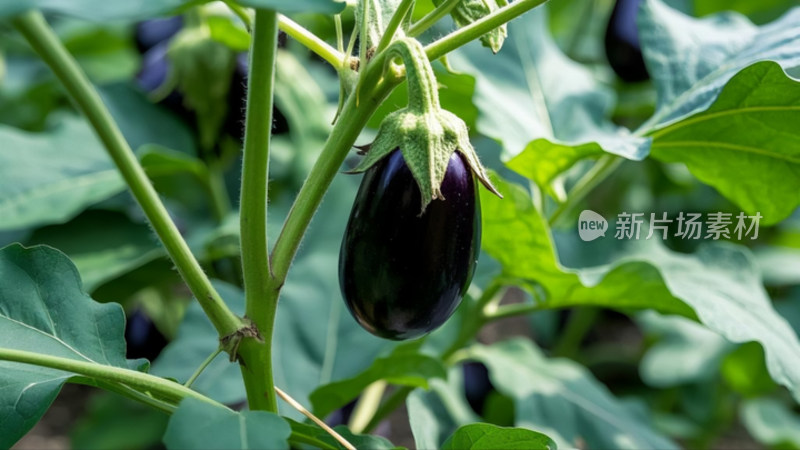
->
[125,309,168,361]
[339,149,480,340]
[604,0,649,82]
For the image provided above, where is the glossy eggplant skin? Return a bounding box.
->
[339,149,480,340]
[604,0,649,82]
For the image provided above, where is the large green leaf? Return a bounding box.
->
[639,0,800,128]
[481,174,800,402]
[0,118,124,231]
[163,398,291,450]
[442,423,557,450]
[648,62,800,224]
[25,211,163,292]
[0,244,144,448]
[449,6,646,194]
[468,339,677,450]
[309,342,447,418]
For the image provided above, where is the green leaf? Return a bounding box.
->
[285,418,402,450]
[694,0,799,23]
[0,244,144,448]
[482,173,800,403]
[449,6,646,193]
[25,211,163,292]
[721,342,778,397]
[407,368,481,449]
[648,62,800,225]
[0,0,187,21]
[309,343,447,418]
[163,398,291,450]
[207,15,251,52]
[442,423,557,450]
[236,0,346,15]
[71,392,168,450]
[639,0,800,128]
[0,117,124,231]
[638,312,731,388]
[741,398,800,449]
[99,83,197,156]
[468,339,677,450]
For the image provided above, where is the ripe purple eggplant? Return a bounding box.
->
[339,149,480,340]
[604,0,649,82]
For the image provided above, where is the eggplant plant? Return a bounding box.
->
[1,0,800,448]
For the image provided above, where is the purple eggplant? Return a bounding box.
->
[604,0,649,82]
[339,149,480,340]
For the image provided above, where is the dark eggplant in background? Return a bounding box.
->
[339,149,481,340]
[125,309,169,361]
[605,0,649,82]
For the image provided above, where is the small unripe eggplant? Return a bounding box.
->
[339,149,480,340]
[604,0,649,82]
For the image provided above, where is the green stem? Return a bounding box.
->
[552,307,600,358]
[0,348,224,409]
[74,378,177,414]
[279,15,345,67]
[348,380,387,433]
[362,386,413,433]
[408,0,461,37]
[185,348,223,388]
[375,0,415,54]
[269,58,398,288]
[424,0,548,60]
[207,163,232,222]
[12,10,242,338]
[238,9,280,413]
[548,155,623,226]
[483,302,543,321]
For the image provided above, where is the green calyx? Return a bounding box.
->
[351,38,501,211]
[168,16,236,151]
[437,0,507,53]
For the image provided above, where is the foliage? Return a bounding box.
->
[1,0,799,448]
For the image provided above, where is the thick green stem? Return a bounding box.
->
[0,348,224,408]
[12,10,242,338]
[424,0,548,60]
[238,9,280,413]
[269,61,398,288]
[408,0,461,37]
